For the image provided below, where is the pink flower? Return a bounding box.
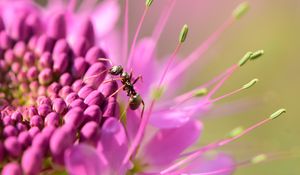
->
[65,117,231,175]
[0,0,286,174]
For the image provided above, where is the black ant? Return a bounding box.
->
[84,58,145,118]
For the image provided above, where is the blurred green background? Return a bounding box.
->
[125,0,300,174]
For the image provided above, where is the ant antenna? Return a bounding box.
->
[83,58,114,83]
[98,58,113,66]
[83,69,109,83]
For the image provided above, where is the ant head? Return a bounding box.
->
[110,65,123,75]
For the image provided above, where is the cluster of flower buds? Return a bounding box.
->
[0,10,119,175]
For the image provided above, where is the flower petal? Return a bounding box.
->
[130,38,158,96]
[65,144,108,175]
[91,0,120,37]
[150,99,211,128]
[97,118,128,174]
[141,120,202,168]
[150,109,191,128]
[185,152,235,175]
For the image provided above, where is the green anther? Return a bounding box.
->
[269,108,286,120]
[194,88,208,97]
[151,86,165,100]
[251,154,267,164]
[250,50,264,60]
[228,126,244,138]
[179,24,189,43]
[238,51,253,67]
[233,2,250,19]
[145,0,154,7]
[242,78,259,89]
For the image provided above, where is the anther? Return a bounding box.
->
[233,2,250,19]
[250,50,264,60]
[269,108,286,120]
[146,0,154,7]
[194,88,208,97]
[251,154,267,164]
[242,78,259,89]
[238,51,253,67]
[179,24,189,43]
[228,126,244,138]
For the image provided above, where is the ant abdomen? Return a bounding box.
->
[129,94,142,110]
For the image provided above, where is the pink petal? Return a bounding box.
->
[91,0,120,37]
[125,109,141,142]
[185,152,235,175]
[0,0,40,27]
[150,99,211,128]
[150,109,191,128]
[97,118,128,174]
[130,38,158,97]
[65,144,108,175]
[141,120,202,168]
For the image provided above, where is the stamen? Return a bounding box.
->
[269,108,286,120]
[141,0,177,63]
[168,2,250,83]
[122,0,129,62]
[122,25,188,165]
[180,152,300,175]
[146,0,154,7]
[194,88,208,97]
[209,78,259,103]
[204,65,238,100]
[239,50,264,67]
[158,24,189,87]
[238,51,253,67]
[250,50,265,60]
[160,109,286,174]
[233,2,250,19]
[173,48,263,105]
[152,0,177,42]
[251,154,267,164]
[228,126,244,138]
[126,0,154,69]
[173,66,235,104]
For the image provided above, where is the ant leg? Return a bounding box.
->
[102,77,123,84]
[98,58,113,66]
[140,100,145,119]
[133,75,143,85]
[83,69,109,83]
[108,84,126,98]
[129,68,133,80]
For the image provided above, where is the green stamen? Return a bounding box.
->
[179,24,189,43]
[238,51,253,67]
[250,50,264,60]
[251,154,267,164]
[269,108,286,120]
[228,126,244,138]
[242,78,259,89]
[194,88,208,97]
[145,0,154,7]
[233,2,250,19]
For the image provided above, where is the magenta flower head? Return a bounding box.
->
[0,0,287,175]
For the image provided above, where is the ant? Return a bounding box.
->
[84,58,145,119]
